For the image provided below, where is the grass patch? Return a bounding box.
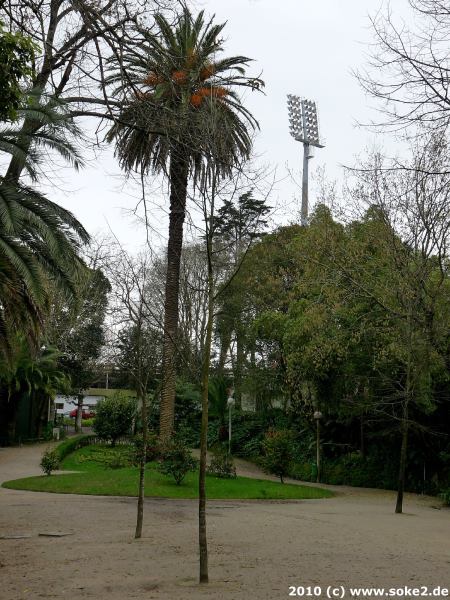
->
[2,445,333,500]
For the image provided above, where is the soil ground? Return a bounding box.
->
[0,442,449,600]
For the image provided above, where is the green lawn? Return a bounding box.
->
[2,445,333,500]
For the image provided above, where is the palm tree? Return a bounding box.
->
[0,336,68,440]
[0,92,90,352]
[107,7,263,439]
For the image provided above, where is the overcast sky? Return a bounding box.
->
[51,0,412,251]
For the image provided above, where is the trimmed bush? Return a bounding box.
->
[54,434,97,462]
[261,429,295,483]
[158,440,198,485]
[40,449,60,475]
[207,445,237,479]
[93,393,136,446]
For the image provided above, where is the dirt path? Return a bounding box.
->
[0,444,449,600]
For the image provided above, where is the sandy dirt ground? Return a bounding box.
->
[0,443,449,600]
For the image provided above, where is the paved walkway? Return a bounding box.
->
[0,443,449,600]
[0,441,56,484]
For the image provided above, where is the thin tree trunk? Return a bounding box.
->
[234,330,244,410]
[199,255,214,584]
[159,151,189,440]
[316,418,321,483]
[360,385,370,458]
[396,309,412,514]
[395,404,409,514]
[135,387,147,538]
[360,416,365,458]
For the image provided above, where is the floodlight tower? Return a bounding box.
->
[287,95,324,226]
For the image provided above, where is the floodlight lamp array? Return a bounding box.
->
[287,94,324,148]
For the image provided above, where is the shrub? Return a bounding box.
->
[57,426,67,440]
[40,449,60,475]
[157,440,198,485]
[104,448,132,469]
[54,434,97,461]
[240,437,262,458]
[174,423,200,447]
[107,455,128,469]
[439,488,450,506]
[289,462,316,482]
[42,423,55,441]
[93,393,136,445]
[207,445,237,479]
[261,429,295,483]
[74,445,134,468]
[132,431,160,465]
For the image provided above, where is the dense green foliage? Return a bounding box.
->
[47,267,110,395]
[207,445,237,479]
[209,201,450,497]
[440,488,450,507]
[0,23,35,121]
[54,434,98,461]
[72,444,135,469]
[261,430,295,483]
[132,431,160,464]
[158,440,198,485]
[93,393,136,445]
[40,448,60,475]
[0,339,69,441]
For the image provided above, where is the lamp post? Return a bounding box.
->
[313,410,323,483]
[227,393,235,455]
[287,95,325,226]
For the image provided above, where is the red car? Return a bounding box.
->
[69,409,96,419]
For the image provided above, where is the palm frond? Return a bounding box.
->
[108,7,263,188]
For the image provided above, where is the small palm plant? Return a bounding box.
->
[107,7,263,439]
[0,336,69,440]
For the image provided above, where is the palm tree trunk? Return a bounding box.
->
[159,151,189,440]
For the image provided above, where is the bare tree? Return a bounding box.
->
[185,160,274,583]
[357,0,450,140]
[102,241,162,538]
[0,0,175,181]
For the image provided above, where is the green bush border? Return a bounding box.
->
[54,435,98,462]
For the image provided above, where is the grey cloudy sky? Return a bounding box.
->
[52,0,411,250]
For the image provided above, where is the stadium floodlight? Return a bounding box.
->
[287,94,325,225]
